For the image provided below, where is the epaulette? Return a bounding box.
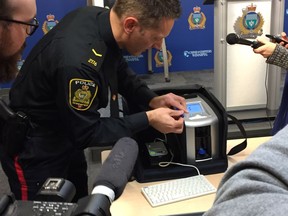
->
[82,40,107,72]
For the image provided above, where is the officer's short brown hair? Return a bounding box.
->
[112,0,182,29]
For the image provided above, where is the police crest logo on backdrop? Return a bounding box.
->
[234,3,264,39]
[188,6,206,30]
[154,50,172,68]
[42,14,59,34]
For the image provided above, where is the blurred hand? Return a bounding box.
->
[149,93,187,113]
[253,37,276,58]
[280,32,288,48]
[146,107,184,134]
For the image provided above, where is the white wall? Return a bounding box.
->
[226,1,271,110]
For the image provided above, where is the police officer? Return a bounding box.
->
[0,0,38,82]
[1,0,185,201]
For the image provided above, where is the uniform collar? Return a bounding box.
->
[97,9,120,51]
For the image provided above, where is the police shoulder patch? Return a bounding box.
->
[69,78,98,111]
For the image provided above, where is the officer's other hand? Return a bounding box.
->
[149,93,187,113]
[253,37,276,58]
[146,108,184,134]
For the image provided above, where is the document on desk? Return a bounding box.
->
[141,175,216,207]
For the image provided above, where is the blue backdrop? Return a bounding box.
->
[22,1,87,59]
[124,0,214,74]
[22,0,214,74]
[7,0,288,87]
[285,0,288,33]
[3,0,213,87]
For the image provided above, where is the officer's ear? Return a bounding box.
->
[123,17,139,34]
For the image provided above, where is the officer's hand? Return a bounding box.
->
[146,108,184,134]
[253,37,276,58]
[149,93,187,113]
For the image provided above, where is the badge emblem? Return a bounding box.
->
[188,6,206,30]
[42,14,59,34]
[69,79,98,111]
[234,3,264,39]
[154,50,172,68]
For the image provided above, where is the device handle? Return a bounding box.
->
[227,114,247,156]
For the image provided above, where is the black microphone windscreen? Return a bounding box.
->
[226,33,253,46]
[93,137,139,200]
[226,33,239,45]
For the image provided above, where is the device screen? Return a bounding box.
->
[146,141,168,157]
[187,102,203,116]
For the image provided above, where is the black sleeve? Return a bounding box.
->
[56,65,149,148]
[117,57,158,111]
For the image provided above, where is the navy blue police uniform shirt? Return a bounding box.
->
[9,6,157,148]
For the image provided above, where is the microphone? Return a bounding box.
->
[92,137,139,200]
[72,137,139,216]
[226,33,263,49]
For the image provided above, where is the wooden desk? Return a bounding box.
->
[103,136,271,216]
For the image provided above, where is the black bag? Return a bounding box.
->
[132,85,247,183]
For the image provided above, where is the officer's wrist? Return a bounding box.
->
[146,110,156,125]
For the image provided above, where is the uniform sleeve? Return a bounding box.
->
[203,125,288,216]
[55,64,149,148]
[117,57,157,110]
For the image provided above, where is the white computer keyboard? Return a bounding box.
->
[141,175,216,207]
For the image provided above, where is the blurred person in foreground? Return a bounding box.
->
[0,0,38,82]
[204,125,288,216]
